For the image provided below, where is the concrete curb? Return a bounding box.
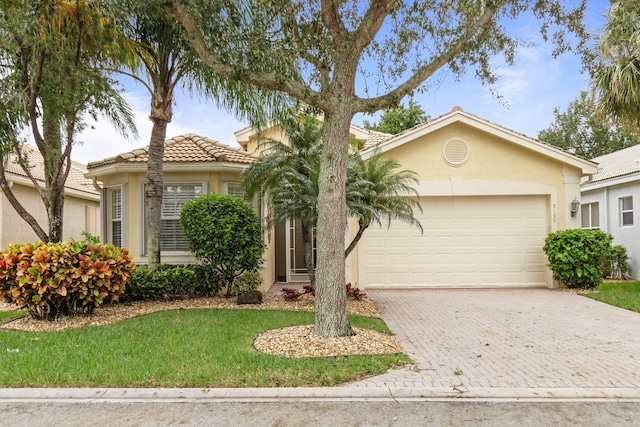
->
[1,387,640,403]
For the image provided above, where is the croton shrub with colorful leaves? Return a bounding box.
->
[0,241,135,319]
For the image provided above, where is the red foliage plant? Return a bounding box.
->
[0,241,135,319]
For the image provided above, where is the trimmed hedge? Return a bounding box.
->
[122,263,224,302]
[0,241,135,319]
[179,193,264,297]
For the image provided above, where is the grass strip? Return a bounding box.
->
[581,281,640,313]
[0,308,408,387]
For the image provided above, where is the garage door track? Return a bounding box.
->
[348,288,640,396]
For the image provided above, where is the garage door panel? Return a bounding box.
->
[361,195,549,288]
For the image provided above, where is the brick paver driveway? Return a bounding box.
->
[348,289,640,394]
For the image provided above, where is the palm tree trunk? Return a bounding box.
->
[145,118,168,271]
[344,222,368,258]
[301,221,316,287]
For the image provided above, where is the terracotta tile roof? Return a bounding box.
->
[586,144,640,183]
[346,124,393,150]
[87,133,256,169]
[4,145,97,195]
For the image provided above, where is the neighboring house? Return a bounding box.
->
[0,145,100,247]
[581,144,640,278]
[84,134,255,266]
[88,107,599,290]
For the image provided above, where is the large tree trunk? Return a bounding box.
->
[47,182,65,243]
[314,108,355,337]
[145,118,168,271]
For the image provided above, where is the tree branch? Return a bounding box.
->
[320,0,347,45]
[356,1,499,112]
[0,152,48,241]
[351,0,396,55]
[13,146,48,205]
[165,3,325,109]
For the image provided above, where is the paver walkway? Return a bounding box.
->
[347,289,640,394]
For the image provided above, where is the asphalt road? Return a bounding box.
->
[3,400,640,426]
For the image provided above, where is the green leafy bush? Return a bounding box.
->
[180,193,265,297]
[0,241,135,319]
[122,264,224,302]
[543,229,613,289]
[601,244,632,280]
[231,270,263,296]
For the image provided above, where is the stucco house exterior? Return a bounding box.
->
[84,134,256,266]
[0,145,100,247]
[88,107,599,290]
[238,107,599,289]
[580,144,640,278]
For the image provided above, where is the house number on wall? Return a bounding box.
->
[552,203,557,223]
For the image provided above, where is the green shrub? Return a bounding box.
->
[180,193,265,297]
[543,229,613,289]
[0,241,135,319]
[601,244,632,280]
[122,264,224,302]
[231,270,263,296]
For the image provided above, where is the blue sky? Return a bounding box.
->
[72,0,610,165]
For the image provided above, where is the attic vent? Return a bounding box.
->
[443,139,469,166]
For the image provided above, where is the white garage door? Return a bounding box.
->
[360,196,549,288]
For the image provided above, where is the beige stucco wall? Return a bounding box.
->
[97,168,275,292]
[346,122,585,286]
[376,123,582,227]
[0,183,100,247]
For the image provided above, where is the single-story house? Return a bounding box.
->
[87,107,599,290]
[84,134,256,265]
[581,144,640,278]
[0,145,100,247]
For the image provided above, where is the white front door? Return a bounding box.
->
[275,218,316,283]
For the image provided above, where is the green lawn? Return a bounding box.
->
[581,281,640,313]
[0,308,408,388]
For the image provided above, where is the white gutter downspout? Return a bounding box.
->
[92,177,102,192]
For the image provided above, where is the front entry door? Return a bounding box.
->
[275,218,314,283]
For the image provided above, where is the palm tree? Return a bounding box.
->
[243,115,323,285]
[115,2,283,270]
[591,1,640,130]
[345,151,423,257]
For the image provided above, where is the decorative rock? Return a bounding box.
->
[237,290,263,305]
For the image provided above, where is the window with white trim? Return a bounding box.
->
[620,196,634,227]
[581,202,599,229]
[108,188,123,247]
[158,184,202,251]
[224,182,257,212]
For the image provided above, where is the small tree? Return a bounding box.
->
[543,229,613,289]
[179,193,264,297]
[363,99,430,135]
[537,91,639,158]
